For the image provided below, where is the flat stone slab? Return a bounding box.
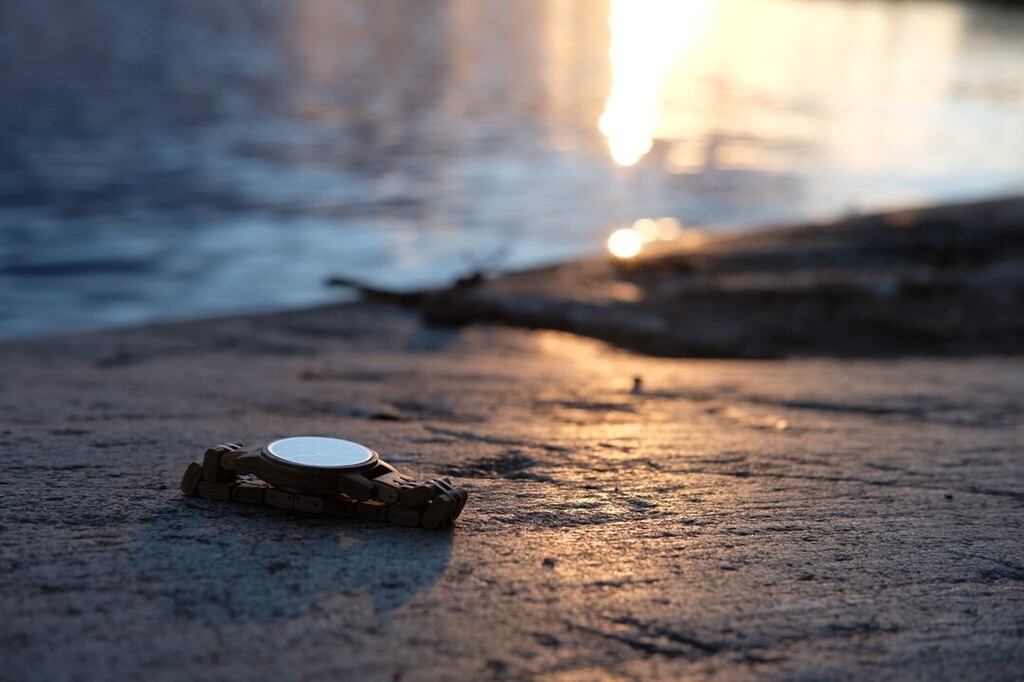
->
[2,303,1022,680]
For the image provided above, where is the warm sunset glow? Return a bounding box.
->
[607,228,643,258]
[607,218,688,257]
[598,0,966,179]
[632,218,660,243]
[599,0,718,166]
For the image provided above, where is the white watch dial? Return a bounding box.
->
[266,436,377,469]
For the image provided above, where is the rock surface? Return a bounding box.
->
[2,303,1023,681]
[412,196,1024,358]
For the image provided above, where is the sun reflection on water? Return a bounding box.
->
[607,217,690,258]
[599,0,969,182]
[599,0,718,166]
[607,228,642,258]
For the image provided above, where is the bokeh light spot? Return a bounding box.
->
[608,229,643,258]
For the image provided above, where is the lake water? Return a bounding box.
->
[2,0,1023,339]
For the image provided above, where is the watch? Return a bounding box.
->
[179,436,467,529]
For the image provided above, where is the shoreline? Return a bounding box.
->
[339,194,1024,358]
[5,193,1023,350]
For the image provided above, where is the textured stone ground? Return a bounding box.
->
[2,303,1022,680]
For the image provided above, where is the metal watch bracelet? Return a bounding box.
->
[179,442,468,530]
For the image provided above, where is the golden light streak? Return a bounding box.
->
[597,0,964,178]
[598,0,718,166]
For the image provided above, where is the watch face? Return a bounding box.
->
[265,436,377,469]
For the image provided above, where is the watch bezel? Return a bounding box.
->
[263,436,379,471]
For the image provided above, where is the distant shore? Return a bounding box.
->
[4,193,1022,352]
[341,194,1024,358]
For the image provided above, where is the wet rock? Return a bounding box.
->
[407,196,1024,358]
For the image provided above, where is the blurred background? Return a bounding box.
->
[1,0,1023,340]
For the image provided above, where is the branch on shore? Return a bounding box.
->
[329,196,1024,358]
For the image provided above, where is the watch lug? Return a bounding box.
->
[233,451,262,476]
[365,460,398,477]
[202,442,245,483]
[338,472,375,500]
